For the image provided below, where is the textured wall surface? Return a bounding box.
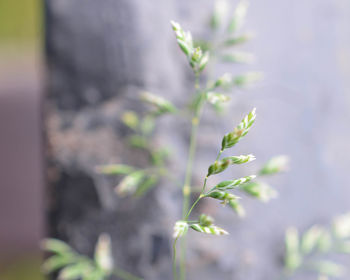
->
[45,0,350,279]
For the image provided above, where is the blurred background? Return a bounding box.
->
[1,0,350,279]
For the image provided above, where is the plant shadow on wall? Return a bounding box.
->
[41,1,294,280]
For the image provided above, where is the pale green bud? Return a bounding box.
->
[94,233,113,275]
[300,225,323,254]
[199,51,210,72]
[221,108,256,150]
[190,224,228,235]
[198,214,214,227]
[210,0,229,30]
[228,200,245,217]
[285,227,301,271]
[259,155,289,175]
[173,221,189,238]
[332,212,350,239]
[206,92,230,105]
[240,181,277,202]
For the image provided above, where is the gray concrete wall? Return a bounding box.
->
[44,0,350,279]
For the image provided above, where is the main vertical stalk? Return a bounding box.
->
[179,75,201,280]
[181,114,200,218]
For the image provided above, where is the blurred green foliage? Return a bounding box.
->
[0,0,41,42]
[0,256,45,280]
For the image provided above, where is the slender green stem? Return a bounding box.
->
[173,237,179,280]
[179,75,202,280]
[175,27,226,280]
[185,195,202,220]
[179,142,223,279]
[184,176,208,220]
[181,116,200,217]
[179,115,201,280]
[112,268,143,280]
[185,146,223,217]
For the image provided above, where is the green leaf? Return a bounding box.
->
[259,155,289,175]
[190,224,228,235]
[58,263,89,280]
[221,108,256,150]
[228,0,249,33]
[173,221,189,238]
[94,233,113,275]
[42,255,76,274]
[41,239,73,256]
[82,269,105,280]
[240,181,277,202]
[96,164,135,175]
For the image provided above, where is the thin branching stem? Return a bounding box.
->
[215,149,223,161]
[185,146,223,220]
[178,142,224,280]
